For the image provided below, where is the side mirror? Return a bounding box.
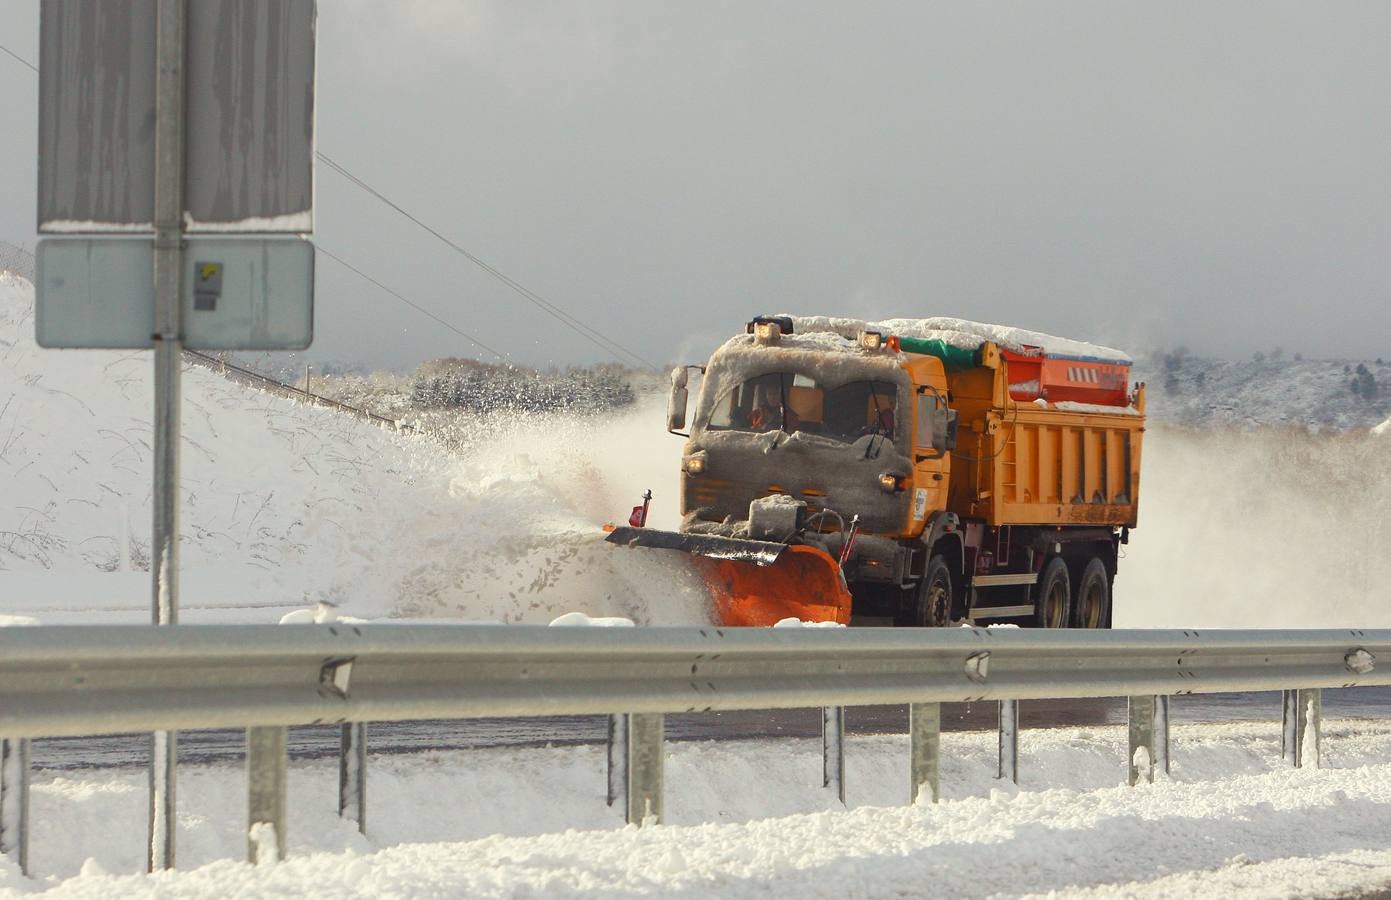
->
[931,408,958,453]
[667,367,690,434]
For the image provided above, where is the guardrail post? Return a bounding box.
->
[0,737,29,876]
[1128,695,1168,785]
[1155,695,1171,776]
[338,722,366,834]
[606,714,627,808]
[625,714,664,826]
[822,706,846,805]
[1282,688,1321,769]
[997,700,1018,784]
[148,730,176,872]
[909,702,940,804]
[247,726,288,864]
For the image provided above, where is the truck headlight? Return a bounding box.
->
[859,330,884,351]
[878,473,900,492]
[684,455,707,475]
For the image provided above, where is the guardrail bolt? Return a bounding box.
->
[1345,649,1376,675]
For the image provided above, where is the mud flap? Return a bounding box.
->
[604,527,852,627]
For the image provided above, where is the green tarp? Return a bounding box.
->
[896,336,981,371]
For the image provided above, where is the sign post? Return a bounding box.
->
[148,0,185,870]
[36,0,316,872]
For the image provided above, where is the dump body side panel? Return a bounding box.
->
[941,346,1144,529]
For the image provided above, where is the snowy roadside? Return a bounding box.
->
[6,721,1391,898]
[0,274,705,626]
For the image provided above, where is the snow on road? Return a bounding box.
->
[6,721,1391,897]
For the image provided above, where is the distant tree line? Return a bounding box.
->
[411,359,636,413]
[1349,363,1380,400]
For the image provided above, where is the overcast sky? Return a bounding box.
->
[3,1,1390,371]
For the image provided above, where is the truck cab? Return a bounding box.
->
[614,315,1143,629]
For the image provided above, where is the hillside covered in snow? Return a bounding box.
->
[1134,350,1391,430]
[0,274,704,625]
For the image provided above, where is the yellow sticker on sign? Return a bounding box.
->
[199,263,222,282]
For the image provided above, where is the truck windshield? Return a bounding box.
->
[706,373,898,442]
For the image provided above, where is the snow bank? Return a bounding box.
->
[548,611,635,627]
[773,617,847,628]
[0,274,706,625]
[1374,415,1391,436]
[785,314,1132,363]
[10,722,1391,897]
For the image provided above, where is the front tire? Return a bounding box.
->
[915,555,954,627]
[1033,557,1071,628]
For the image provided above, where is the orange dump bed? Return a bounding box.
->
[947,345,1144,529]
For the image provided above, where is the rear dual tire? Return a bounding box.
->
[1071,557,1112,629]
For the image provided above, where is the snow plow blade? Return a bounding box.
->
[604,526,852,627]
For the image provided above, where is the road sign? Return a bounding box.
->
[37,0,318,871]
[38,0,316,233]
[35,237,314,350]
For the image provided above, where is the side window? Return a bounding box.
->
[915,393,937,448]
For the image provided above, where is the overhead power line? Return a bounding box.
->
[316,153,657,370]
[0,41,38,71]
[316,246,512,365]
[3,37,651,369]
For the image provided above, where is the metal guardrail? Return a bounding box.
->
[0,625,1383,874]
[182,350,416,433]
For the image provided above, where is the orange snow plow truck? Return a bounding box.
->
[606,315,1145,628]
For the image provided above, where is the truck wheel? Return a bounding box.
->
[916,555,954,628]
[1072,557,1111,628]
[1034,557,1071,628]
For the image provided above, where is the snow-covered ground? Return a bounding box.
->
[7,721,1391,897]
[0,273,705,625]
[1133,352,1391,430]
[6,269,1391,896]
[6,272,1390,629]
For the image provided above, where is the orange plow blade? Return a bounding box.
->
[604,525,853,626]
[691,544,853,627]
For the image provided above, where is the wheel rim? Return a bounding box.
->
[1044,579,1068,628]
[924,576,950,627]
[1079,578,1104,628]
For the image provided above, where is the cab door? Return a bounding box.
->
[907,360,951,537]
